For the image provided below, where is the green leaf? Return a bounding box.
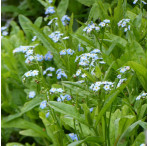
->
[57,0,69,18]
[76,0,95,6]
[34,17,43,28]
[117,120,147,145]
[19,15,33,41]
[72,34,96,48]
[68,136,104,146]
[19,129,42,137]
[2,118,49,139]
[127,61,147,91]
[3,97,41,122]
[39,112,59,145]
[48,101,88,126]
[6,142,24,146]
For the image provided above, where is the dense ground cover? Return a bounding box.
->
[1,0,147,146]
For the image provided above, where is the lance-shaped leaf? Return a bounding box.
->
[48,101,88,126]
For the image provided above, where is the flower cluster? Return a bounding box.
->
[133,0,147,4]
[45,6,55,15]
[43,67,55,76]
[48,31,63,43]
[118,19,130,32]
[57,94,71,102]
[75,69,87,78]
[48,0,53,3]
[47,15,70,26]
[90,81,114,92]
[61,15,70,26]
[117,78,127,88]
[78,44,84,52]
[118,66,130,74]
[24,70,39,77]
[44,51,53,61]
[60,49,75,55]
[136,93,147,100]
[83,20,110,33]
[83,21,100,33]
[68,133,78,141]
[1,26,8,36]
[13,45,34,54]
[75,49,103,67]
[49,87,64,93]
[48,17,58,26]
[29,91,36,98]
[56,69,67,79]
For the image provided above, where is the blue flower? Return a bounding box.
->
[50,88,57,93]
[44,51,53,61]
[46,67,55,72]
[65,94,71,101]
[68,133,78,141]
[45,6,55,15]
[49,31,63,43]
[26,49,33,56]
[60,49,67,55]
[78,44,84,52]
[32,36,37,41]
[56,69,67,79]
[67,49,75,55]
[40,100,47,109]
[133,0,138,4]
[61,15,70,26]
[63,36,69,40]
[35,54,44,62]
[103,19,110,23]
[24,71,32,77]
[47,17,58,26]
[99,22,106,27]
[90,107,93,112]
[31,70,39,76]
[48,0,53,3]
[46,111,50,118]
[29,91,36,98]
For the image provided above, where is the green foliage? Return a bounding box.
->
[2,0,147,145]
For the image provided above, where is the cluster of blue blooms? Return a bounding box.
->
[56,69,67,79]
[75,49,104,67]
[24,70,39,77]
[116,66,131,88]
[136,93,147,100]
[60,49,75,55]
[13,45,53,64]
[61,15,70,26]
[90,81,114,92]
[43,67,55,76]
[68,133,78,141]
[45,6,55,15]
[1,26,8,37]
[133,0,147,4]
[57,94,71,102]
[83,19,110,33]
[49,87,64,93]
[78,44,84,52]
[48,15,70,26]
[118,19,130,32]
[48,31,63,43]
